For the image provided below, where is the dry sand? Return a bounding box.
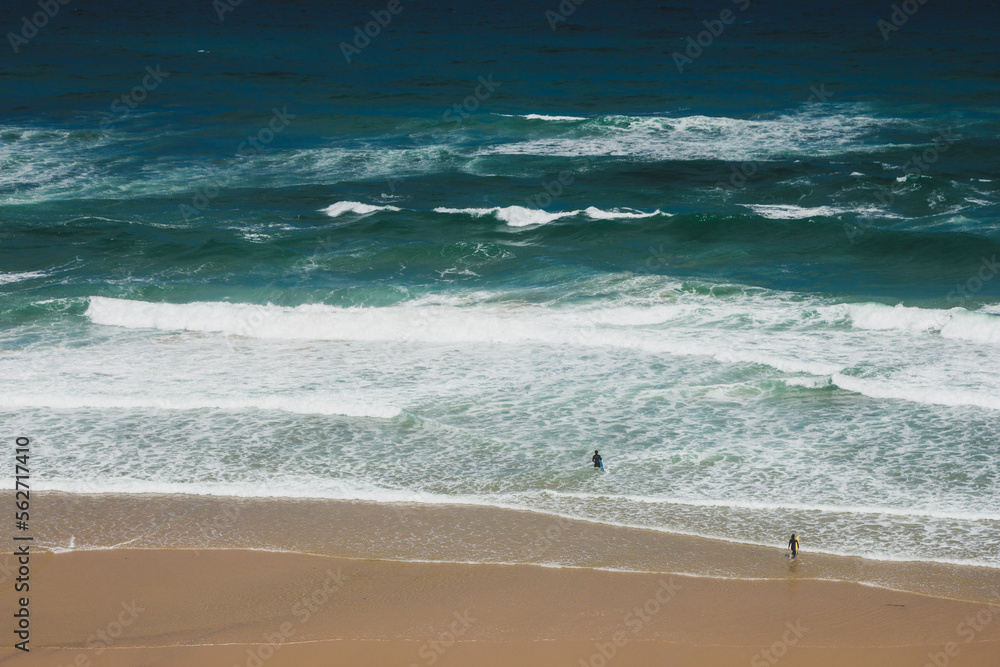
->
[4,548,1000,667]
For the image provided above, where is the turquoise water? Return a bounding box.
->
[2,0,999,567]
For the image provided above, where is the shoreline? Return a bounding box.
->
[22,491,1000,603]
[7,548,1000,666]
[33,486,1000,571]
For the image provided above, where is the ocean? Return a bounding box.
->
[2,0,999,570]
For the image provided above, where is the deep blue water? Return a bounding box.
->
[2,0,999,567]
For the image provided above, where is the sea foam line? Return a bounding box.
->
[537,490,1000,523]
[839,303,1000,345]
[496,113,587,121]
[432,205,668,227]
[0,392,400,419]
[831,375,1000,412]
[319,201,401,217]
[82,296,1000,412]
[82,296,838,376]
[318,200,668,227]
[0,271,48,286]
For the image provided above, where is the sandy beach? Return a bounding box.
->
[6,549,1000,666]
[4,493,999,666]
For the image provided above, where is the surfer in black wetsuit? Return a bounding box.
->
[592,450,603,470]
[788,533,799,559]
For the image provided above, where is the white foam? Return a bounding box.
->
[517,114,587,121]
[320,201,401,217]
[832,374,1000,412]
[842,303,1000,344]
[432,205,667,227]
[0,392,400,419]
[479,107,901,162]
[0,271,48,286]
[83,295,843,379]
[33,478,459,504]
[540,490,1000,523]
[494,206,577,227]
[81,292,1000,413]
[433,205,575,227]
[845,303,952,332]
[582,206,667,219]
[744,204,844,219]
[779,376,832,389]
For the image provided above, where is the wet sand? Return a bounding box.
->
[29,492,1000,603]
